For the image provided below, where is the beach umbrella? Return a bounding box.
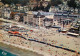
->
[30,30,33,32]
[5,4,9,7]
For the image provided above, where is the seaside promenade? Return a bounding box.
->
[0,18,80,56]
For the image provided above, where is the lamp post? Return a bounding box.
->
[63,21,65,28]
[2,5,4,18]
[37,12,41,28]
[79,25,80,37]
[37,16,41,28]
[39,16,41,27]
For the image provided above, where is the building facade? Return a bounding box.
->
[14,13,24,22]
[24,11,54,28]
[3,7,11,19]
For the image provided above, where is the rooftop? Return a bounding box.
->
[26,11,54,16]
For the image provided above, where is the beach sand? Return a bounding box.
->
[0,42,44,56]
[0,18,80,56]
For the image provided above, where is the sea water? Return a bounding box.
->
[0,49,17,56]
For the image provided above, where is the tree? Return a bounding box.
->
[1,0,19,4]
[12,0,19,4]
[1,0,29,6]
[18,0,29,6]
[76,2,80,13]
[51,0,63,6]
[33,2,51,12]
[67,0,77,9]
[1,0,11,4]
[43,4,51,12]
[36,0,41,3]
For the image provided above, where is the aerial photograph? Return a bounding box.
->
[0,0,80,56]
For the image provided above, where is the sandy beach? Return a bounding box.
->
[0,18,80,56]
[0,42,43,56]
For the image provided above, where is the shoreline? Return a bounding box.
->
[0,48,18,56]
[0,41,50,56]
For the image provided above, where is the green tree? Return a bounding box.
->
[67,0,77,9]
[18,0,29,6]
[76,2,80,13]
[51,0,63,6]
[1,0,19,4]
[1,0,29,5]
